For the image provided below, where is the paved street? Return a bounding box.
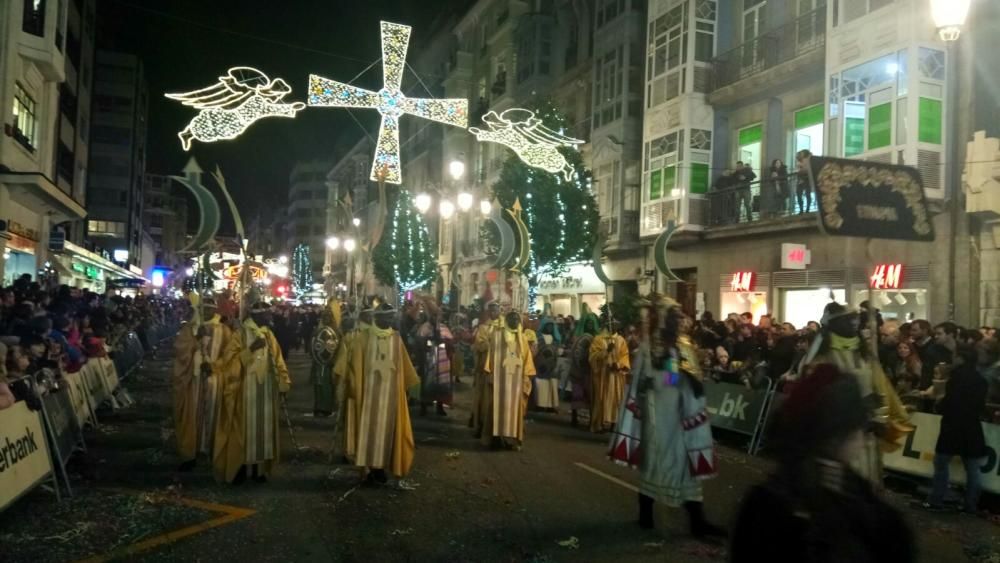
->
[4,349,999,562]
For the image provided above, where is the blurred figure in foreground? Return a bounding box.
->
[731,363,915,563]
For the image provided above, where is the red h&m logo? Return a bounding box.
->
[787,248,806,264]
[870,264,903,289]
[730,271,754,292]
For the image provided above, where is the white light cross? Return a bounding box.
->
[308,21,468,184]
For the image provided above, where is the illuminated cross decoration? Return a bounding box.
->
[308,21,468,184]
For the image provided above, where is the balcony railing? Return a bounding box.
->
[711,7,826,91]
[707,176,817,227]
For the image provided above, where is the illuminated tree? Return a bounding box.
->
[372,189,437,292]
[486,99,600,308]
[292,243,313,296]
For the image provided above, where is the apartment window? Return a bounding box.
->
[87,220,126,237]
[694,1,717,63]
[12,83,38,150]
[839,0,894,25]
[23,0,45,36]
[593,47,623,129]
[644,130,683,201]
[793,104,825,161]
[646,2,687,108]
[596,0,626,28]
[57,142,74,185]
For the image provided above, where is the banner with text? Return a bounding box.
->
[883,412,1000,495]
[0,401,54,511]
[704,381,771,437]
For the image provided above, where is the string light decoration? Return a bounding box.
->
[308,21,468,184]
[291,243,313,296]
[372,189,437,291]
[166,67,306,151]
[469,108,584,181]
[483,100,599,310]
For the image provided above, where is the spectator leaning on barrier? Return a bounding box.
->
[922,343,991,513]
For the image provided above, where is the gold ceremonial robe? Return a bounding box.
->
[172,317,231,462]
[213,320,290,484]
[333,326,363,461]
[589,331,631,433]
[341,326,419,477]
[471,320,502,433]
[482,327,536,445]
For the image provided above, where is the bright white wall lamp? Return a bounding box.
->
[414,193,432,214]
[930,0,970,41]
[343,238,357,252]
[439,199,456,219]
[469,108,584,181]
[308,21,469,184]
[352,217,361,227]
[166,67,305,151]
[457,192,474,211]
[479,199,492,216]
[449,159,466,181]
[326,236,340,250]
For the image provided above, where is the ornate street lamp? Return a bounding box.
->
[930,0,970,41]
[325,236,340,250]
[415,193,433,214]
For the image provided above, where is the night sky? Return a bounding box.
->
[100,0,470,228]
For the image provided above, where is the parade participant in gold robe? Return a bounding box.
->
[213,302,290,484]
[471,302,502,437]
[482,311,536,450]
[341,307,419,483]
[173,298,231,471]
[332,310,371,462]
[803,302,912,484]
[589,322,630,433]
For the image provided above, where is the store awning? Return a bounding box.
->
[58,241,145,283]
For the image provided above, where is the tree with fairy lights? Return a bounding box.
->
[372,188,437,294]
[486,99,600,310]
[291,243,313,296]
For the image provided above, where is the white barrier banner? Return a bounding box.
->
[0,401,54,511]
[883,412,1000,495]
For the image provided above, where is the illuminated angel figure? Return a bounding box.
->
[469,108,584,181]
[166,67,305,151]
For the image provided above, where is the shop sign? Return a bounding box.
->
[539,277,583,290]
[780,243,810,270]
[808,156,935,242]
[870,263,903,289]
[730,271,754,292]
[6,220,39,241]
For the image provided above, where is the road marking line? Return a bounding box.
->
[75,492,256,563]
[574,462,639,493]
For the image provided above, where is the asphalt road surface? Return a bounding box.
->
[5,347,998,562]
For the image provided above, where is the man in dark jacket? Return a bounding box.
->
[925,343,989,513]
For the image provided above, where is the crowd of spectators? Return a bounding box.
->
[0,273,183,410]
[689,305,1000,421]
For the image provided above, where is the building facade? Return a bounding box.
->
[0,0,88,286]
[441,0,601,312]
[85,51,148,268]
[644,0,975,326]
[288,159,333,278]
[142,173,188,271]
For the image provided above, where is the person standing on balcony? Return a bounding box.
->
[767,159,789,218]
[735,161,756,222]
[794,149,813,213]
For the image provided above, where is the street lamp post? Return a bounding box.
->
[930,0,969,321]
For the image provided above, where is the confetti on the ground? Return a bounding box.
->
[397,480,420,491]
[390,528,413,536]
[445,451,461,459]
[557,536,580,549]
